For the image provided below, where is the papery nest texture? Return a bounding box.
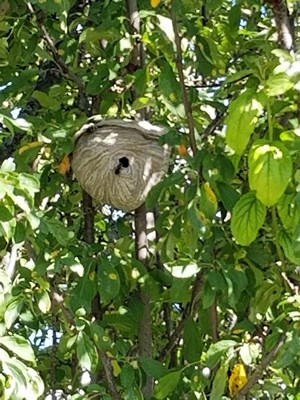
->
[72,118,171,212]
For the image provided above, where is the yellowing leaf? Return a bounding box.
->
[199,183,218,220]
[178,144,188,156]
[106,352,121,377]
[203,182,217,205]
[151,0,161,7]
[58,155,71,175]
[229,363,248,397]
[18,141,43,154]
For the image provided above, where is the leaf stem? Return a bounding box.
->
[271,206,284,262]
[266,100,273,142]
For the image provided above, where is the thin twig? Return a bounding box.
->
[234,333,287,399]
[158,272,204,362]
[201,111,226,139]
[27,2,86,92]
[210,298,219,343]
[170,3,197,155]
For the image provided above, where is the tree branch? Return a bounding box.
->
[81,191,120,399]
[125,0,153,397]
[234,333,287,399]
[82,190,95,245]
[210,298,219,343]
[265,0,294,50]
[134,204,153,399]
[100,352,122,400]
[170,3,197,156]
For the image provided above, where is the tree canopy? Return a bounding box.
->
[0,0,300,399]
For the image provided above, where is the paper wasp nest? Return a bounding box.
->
[72,118,170,212]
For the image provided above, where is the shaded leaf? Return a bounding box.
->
[139,357,167,379]
[231,192,266,245]
[154,371,181,399]
[211,363,228,400]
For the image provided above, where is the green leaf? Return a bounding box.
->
[86,65,109,95]
[228,4,241,35]
[0,205,13,221]
[69,269,97,313]
[223,269,248,308]
[0,335,35,363]
[4,297,23,329]
[3,358,28,396]
[267,73,293,96]
[206,340,237,368]
[231,192,266,245]
[3,116,32,133]
[36,291,51,314]
[249,282,281,322]
[210,363,228,400]
[79,27,119,43]
[249,140,292,206]
[97,258,120,304]
[216,181,239,211]
[76,331,98,372]
[90,324,112,351]
[225,90,265,154]
[32,90,59,109]
[120,364,135,388]
[277,193,300,232]
[183,318,202,362]
[43,218,73,246]
[279,230,300,264]
[202,283,216,309]
[14,221,26,243]
[139,357,167,379]
[154,371,181,399]
[9,193,30,213]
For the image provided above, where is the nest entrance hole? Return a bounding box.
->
[115,157,129,175]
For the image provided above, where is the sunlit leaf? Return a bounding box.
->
[151,0,161,7]
[267,73,293,96]
[225,90,266,154]
[229,363,248,397]
[76,332,98,372]
[249,140,292,206]
[0,335,35,363]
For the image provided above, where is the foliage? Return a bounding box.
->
[0,0,300,399]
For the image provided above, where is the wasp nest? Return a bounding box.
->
[72,118,170,212]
